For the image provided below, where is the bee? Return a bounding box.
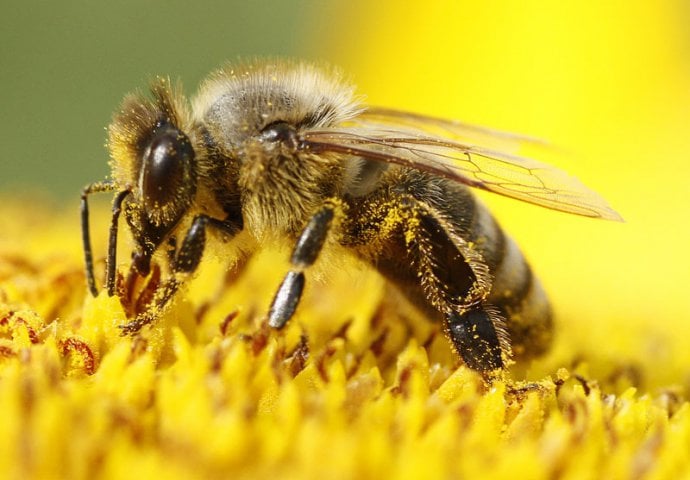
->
[80,59,620,374]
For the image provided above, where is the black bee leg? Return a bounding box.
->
[268,205,335,329]
[169,214,243,275]
[105,189,133,296]
[119,278,182,335]
[173,215,209,274]
[119,214,242,335]
[405,202,510,373]
[349,182,510,374]
[80,181,119,297]
[446,307,506,372]
[119,215,207,335]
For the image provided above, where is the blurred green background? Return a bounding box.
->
[0,0,345,197]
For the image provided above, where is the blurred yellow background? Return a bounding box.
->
[2,1,688,383]
[315,0,690,379]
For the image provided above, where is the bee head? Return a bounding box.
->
[107,78,201,275]
[108,78,198,230]
[138,120,196,225]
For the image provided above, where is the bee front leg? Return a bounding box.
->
[80,181,120,297]
[267,204,337,329]
[105,189,133,297]
[119,214,240,335]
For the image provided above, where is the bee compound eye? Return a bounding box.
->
[140,124,195,211]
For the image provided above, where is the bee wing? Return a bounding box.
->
[360,107,550,153]
[301,112,622,221]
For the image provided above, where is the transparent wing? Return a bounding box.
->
[301,109,622,221]
[360,107,551,152]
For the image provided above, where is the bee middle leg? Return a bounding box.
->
[267,202,338,329]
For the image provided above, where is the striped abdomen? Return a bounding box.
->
[347,166,553,363]
[462,192,553,360]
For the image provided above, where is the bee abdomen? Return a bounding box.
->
[349,169,553,363]
[467,202,553,359]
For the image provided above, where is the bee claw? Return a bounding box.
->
[118,320,143,336]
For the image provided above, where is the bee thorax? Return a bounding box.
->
[238,157,332,239]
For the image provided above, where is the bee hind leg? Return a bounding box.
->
[408,202,511,373]
[350,187,511,374]
[446,306,508,373]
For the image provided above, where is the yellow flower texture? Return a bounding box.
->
[0,191,689,480]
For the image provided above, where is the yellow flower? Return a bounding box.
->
[0,198,688,479]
